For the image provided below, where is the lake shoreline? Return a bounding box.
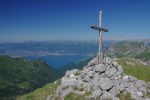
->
[25,55,91,68]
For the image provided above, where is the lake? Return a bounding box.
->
[26,55,90,68]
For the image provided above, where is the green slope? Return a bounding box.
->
[118,58,150,82]
[0,55,58,99]
[134,50,150,61]
[17,80,61,100]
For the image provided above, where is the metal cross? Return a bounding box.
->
[91,10,109,64]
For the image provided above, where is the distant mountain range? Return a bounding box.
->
[0,40,113,57]
[1,40,150,61]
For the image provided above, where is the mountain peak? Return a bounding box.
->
[49,57,150,100]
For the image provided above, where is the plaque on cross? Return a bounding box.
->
[91,11,109,64]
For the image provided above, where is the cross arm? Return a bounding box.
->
[91,25,109,32]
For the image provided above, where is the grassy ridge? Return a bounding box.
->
[118,58,150,82]
[17,80,60,100]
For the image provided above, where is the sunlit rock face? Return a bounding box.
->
[49,57,150,100]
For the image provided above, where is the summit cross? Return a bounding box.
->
[91,10,109,64]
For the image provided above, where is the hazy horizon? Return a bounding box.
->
[0,38,149,43]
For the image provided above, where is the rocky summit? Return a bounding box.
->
[49,57,150,100]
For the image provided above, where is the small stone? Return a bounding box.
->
[65,69,79,76]
[139,87,147,93]
[128,75,137,82]
[70,74,75,78]
[117,65,123,74]
[136,91,143,97]
[119,84,126,92]
[112,61,118,68]
[82,75,90,82]
[123,75,129,80]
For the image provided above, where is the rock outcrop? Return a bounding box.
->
[49,57,150,100]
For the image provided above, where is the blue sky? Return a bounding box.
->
[0,0,150,42]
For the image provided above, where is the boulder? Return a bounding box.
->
[88,58,96,66]
[105,69,112,77]
[99,73,107,78]
[90,88,102,99]
[109,85,120,97]
[61,87,73,97]
[139,87,147,93]
[119,84,126,92]
[135,80,147,88]
[82,82,91,91]
[65,69,79,76]
[100,91,114,100]
[127,82,138,93]
[91,73,100,89]
[105,67,117,77]
[92,73,100,82]
[109,80,120,96]
[87,71,94,78]
[61,76,77,86]
[99,78,114,90]
[55,85,62,95]
[82,75,90,82]
[94,64,106,73]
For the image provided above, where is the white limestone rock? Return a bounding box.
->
[94,64,106,73]
[53,57,150,100]
[100,91,115,100]
[99,78,114,90]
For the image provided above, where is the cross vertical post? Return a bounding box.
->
[98,11,103,64]
[90,10,109,64]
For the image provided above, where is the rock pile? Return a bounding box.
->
[50,57,150,100]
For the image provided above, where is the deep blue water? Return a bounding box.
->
[26,55,89,68]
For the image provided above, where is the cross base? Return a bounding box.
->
[94,53,103,64]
